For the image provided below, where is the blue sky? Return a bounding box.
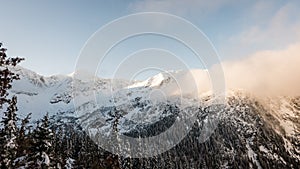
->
[1,0,299,79]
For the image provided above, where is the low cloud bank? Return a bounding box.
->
[219,42,300,96]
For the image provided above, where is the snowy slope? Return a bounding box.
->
[6,66,130,121]
[5,66,299,139]
[2,66,300,168]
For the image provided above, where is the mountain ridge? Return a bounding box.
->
[2,66,300,168]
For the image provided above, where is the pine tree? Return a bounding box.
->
[19,113,32,141]
[51,122,65,167]
[0,43,23,169]
[17,113,32,153]
[0,42,23,108]
[1,96,18,168]
[15,113,32,167]
[28,114,55,168]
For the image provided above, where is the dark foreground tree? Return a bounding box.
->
[27,114,55,168]
[0,42,23,107]
[0,96,18,168]
[0,43,24,168]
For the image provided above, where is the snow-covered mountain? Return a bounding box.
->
[4,66,300,168]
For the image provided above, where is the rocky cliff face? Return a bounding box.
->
[85,91,300,168]
[4,66,300,168]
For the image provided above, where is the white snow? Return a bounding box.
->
[42,152,50,166]
[246,141,262,169]
[1,65,299,166]
[259,145,268,154]
[128,69,212,98]
[3,67,299,156]
[65,157,75,169]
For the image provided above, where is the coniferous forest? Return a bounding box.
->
[1,43,300,169]
[0,43,118,169]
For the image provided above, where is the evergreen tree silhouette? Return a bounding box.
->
[0,43,23,168]
[28,114,54,168]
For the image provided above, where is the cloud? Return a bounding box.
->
[126,1,300,96]
[219,42,300,96]
[243,2,299,45]
[222,1,300,60]
[217,1,300,96]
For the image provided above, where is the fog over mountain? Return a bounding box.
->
[220,42,300,96]
[3,55,300,168]
[1,39,299,168]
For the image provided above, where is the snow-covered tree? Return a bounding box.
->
[0,42,23,108]
[64,157,75,169]
[0,96,18,168]
[14,113,32,168]
[28,114,55,168]
[0,43,23,168]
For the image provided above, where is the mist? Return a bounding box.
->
[219,42,300,96]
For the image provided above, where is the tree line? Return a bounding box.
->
[0,43,122,169]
